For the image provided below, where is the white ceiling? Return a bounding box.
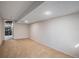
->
[1,1,79,23]
[0,1,43,20]
[18,1,79,24]
[19,1,79,23]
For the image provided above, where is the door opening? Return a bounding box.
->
[4,20,14,40]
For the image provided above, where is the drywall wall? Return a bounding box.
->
[0,20,2,45]
[14,23,29,39]
[0,19,4,45]
[30,13,79,57]
[0,21,30,40]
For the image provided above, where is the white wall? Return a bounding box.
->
[0,19,4,45]
[14,23,29,39]
[30,13,79,57]
[0,20,2,40]
[0,20,30,40]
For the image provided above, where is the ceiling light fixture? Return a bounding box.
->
[75,44,79,48]
[44,11,52,15]
[25,20,28,23]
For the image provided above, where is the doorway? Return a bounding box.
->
[4,20,14,40]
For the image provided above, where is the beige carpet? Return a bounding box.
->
[0,39,72,58]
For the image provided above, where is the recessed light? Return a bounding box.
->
[44,11,52,15]
[25,20,28,23]
[75,44,79,48]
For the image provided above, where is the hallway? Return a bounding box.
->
[0,39,72,58]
